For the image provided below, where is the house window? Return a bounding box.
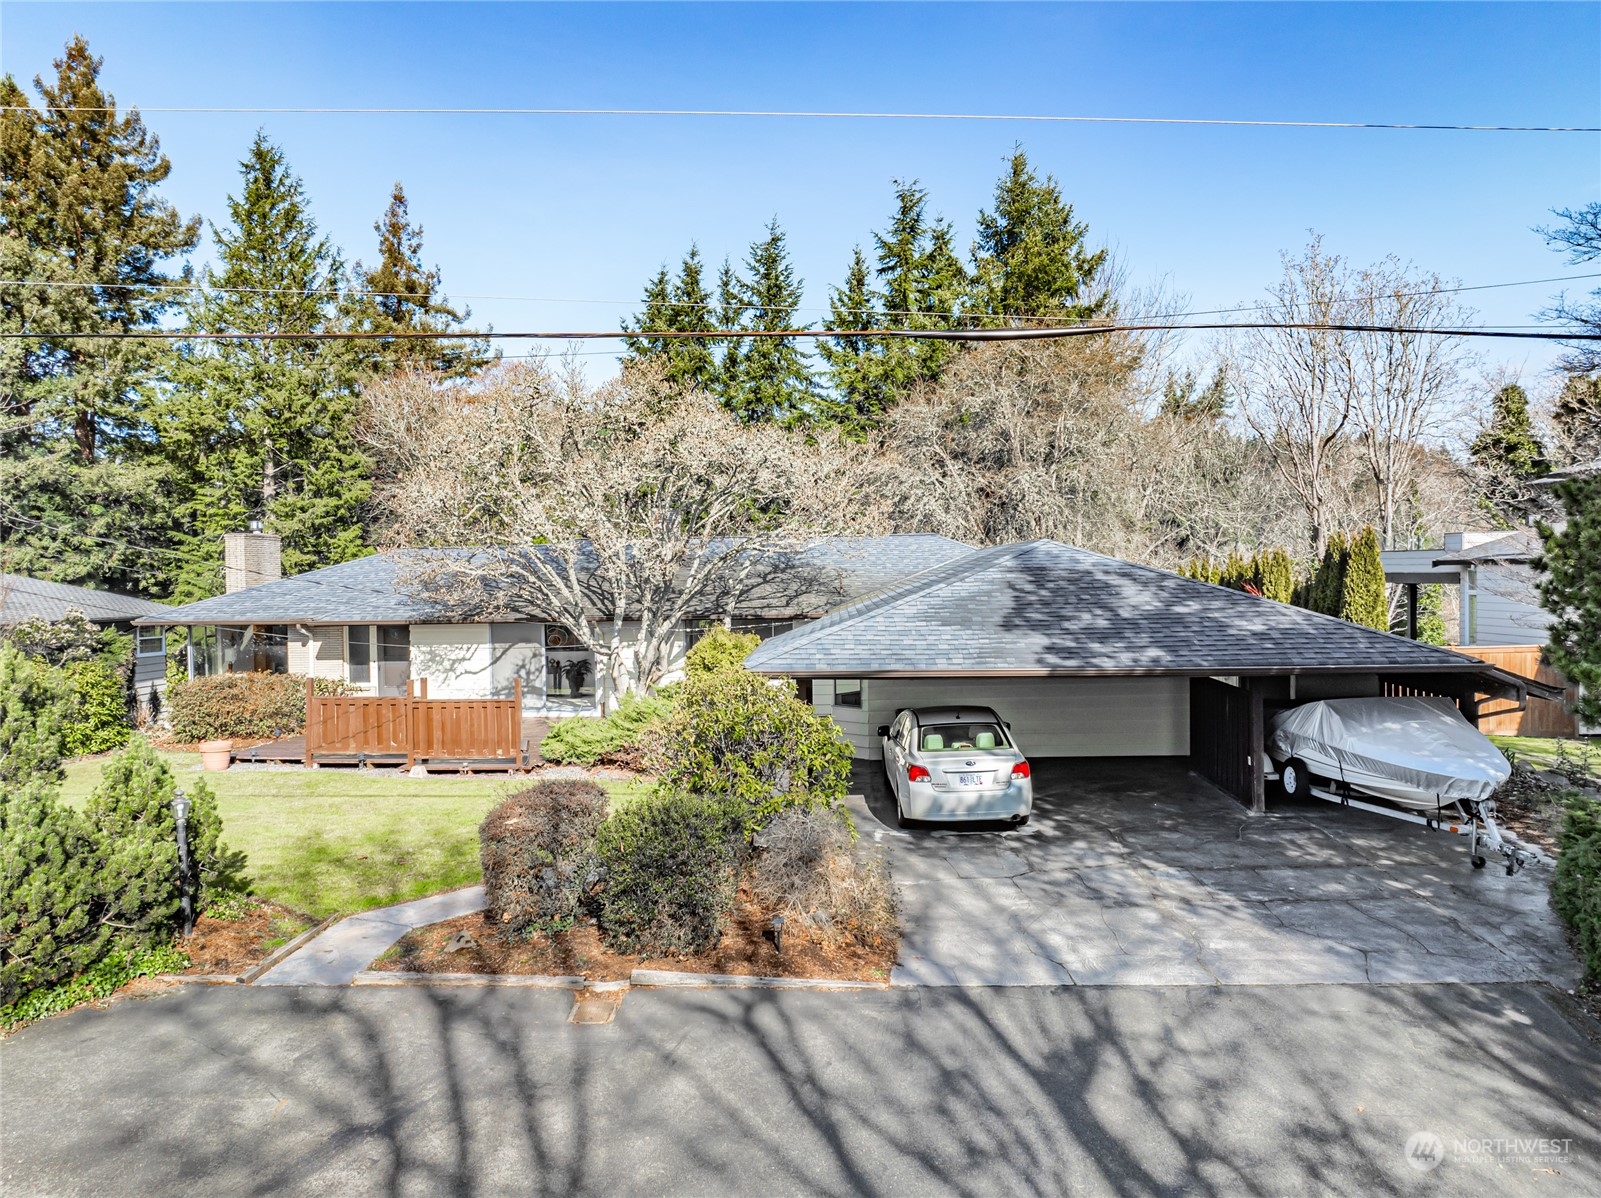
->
[136,628,165,658]
[834,679,862,708]
[377,626,411,693]
[544,625,595,701]
[347,625,374,685]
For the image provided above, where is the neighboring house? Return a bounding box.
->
[0,573,171,715]
[135,534,972,716]
[743,540,1552,813]
[1381,530,1547,647]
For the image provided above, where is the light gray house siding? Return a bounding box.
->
[814,676,1191,761]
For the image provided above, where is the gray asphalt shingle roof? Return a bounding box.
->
[1,574,169,627]
[134,535,973,627]
[743,539,1490,677]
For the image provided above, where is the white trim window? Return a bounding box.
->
[136,627,166,658]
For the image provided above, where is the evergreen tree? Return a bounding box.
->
[1470,383,1549,480]
[1553,374,1601,463]
[818,181,969,433]
[621,245,719,392]
[721,219,814,424]
[1537,475,1601,725]
[1340,526,1389,630]
[970,148,1108,326]
[1,38,198,593]
[1161,366,1230,422]
[345,182,489,377]
[161,134,369,600]
[1306,531,1349,616]
[0,643,69,789]
[817,246,889,434]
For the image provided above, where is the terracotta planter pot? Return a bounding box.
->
[200,739,233,772]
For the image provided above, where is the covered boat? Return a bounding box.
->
[1268,695,1510,810]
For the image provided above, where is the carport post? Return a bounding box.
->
[1248,680,1266,814]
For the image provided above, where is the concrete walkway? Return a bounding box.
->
[255,887,485,986]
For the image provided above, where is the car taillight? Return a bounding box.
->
[907,765,931,782]
[1011,762,1031,779]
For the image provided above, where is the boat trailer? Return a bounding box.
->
[1303,783,1541,876]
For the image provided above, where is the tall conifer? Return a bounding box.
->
[161,134,368,599]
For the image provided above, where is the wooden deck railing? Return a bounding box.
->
[303,678,526,770]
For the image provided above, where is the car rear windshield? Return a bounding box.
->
[917,723,1009,753]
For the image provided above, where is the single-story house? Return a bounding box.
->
[135,534,973,716]
[743,539,1553,813]
[1,572,171,715]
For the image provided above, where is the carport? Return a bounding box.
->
[745,540,1548,813]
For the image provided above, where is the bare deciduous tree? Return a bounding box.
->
[1347,259,1475,547]
[361,361,863,703]
[1229,237,1359,554]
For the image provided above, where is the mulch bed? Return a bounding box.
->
[178,901,315,976]
[373,887,897,983]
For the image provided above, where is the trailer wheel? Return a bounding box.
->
[1281,758,1313,801]
[1471,855,1487,870]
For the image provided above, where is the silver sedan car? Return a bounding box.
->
[878,706,1033,828]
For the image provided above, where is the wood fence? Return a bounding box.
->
[303,677,527,770]
[1450,645,1578,737]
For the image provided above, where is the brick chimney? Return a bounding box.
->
[223,526,282,593]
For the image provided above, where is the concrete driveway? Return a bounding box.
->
[853,758,1580,989]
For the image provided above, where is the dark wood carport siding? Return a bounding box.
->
[1189,678,1262,810]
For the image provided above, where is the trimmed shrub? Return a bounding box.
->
[62,659,132,756]
[593,791,744,956]
[86,739,247,941]
[0,782,109,1007]
[1553,793,1601,983]
[685,626,762,679]
[167,672,349,742]
[0,642,70,788]
[656,668,852,828]
[540,692,672,768]
[752,807,898,946]
[480,780,608,937]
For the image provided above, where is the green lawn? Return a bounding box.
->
[61,751,651,919]
[1489,735,1601,780]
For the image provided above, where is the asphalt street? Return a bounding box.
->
[2,981,1598,1196]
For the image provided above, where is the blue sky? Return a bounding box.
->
[4,1,1598,383]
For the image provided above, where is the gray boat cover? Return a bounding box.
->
[1268,696,1511,805]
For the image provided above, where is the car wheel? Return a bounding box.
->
[1281,758,1313,800]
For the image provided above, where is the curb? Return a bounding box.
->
[351,970,587,989]
[629,969,891,991]
[239,916,340,985]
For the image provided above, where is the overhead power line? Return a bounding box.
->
[7,323,1598,343]
[4,104,1596,133]
[4,270,1597,326]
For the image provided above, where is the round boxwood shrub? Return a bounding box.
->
[593,791,744,957]
[480,779,608,937]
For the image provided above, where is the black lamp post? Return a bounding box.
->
[172,789,195,935]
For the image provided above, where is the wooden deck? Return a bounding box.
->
[230,716,552,770]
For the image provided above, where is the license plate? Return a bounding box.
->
[956,773,988,787]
